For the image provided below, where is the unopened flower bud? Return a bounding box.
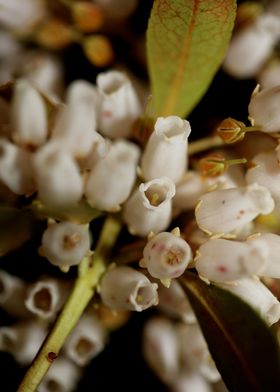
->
[83,35,114,68]
[0,138,35,195]
[216,117,246,143]
[142,231,192,280]
[34,143,83,207]
[141,116,191,183]
[142,317,179,383]
[0,321,47,365]
[25,278,69,320]
[41,221,91,267]
[64,314,106,366]
[158,280,196,323]
[36,19,73,50]
[38,357,81,392]
[11,79,47,148]
[97,70,142,138]
[85,140,140,211]
[123,177,175,237]
[248,85,280,133]
[95,0,138,21]
[71,2,104,33]
[223,14,280,78]
[198,153,246,177]
[171,373,211,392]
[195,238,268,283]
[217,277,280,325]
[195,183,274,236]
[0,270,29,318]
[100,266,158,311]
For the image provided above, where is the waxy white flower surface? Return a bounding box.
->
[195,183,274,236]
[100,266,158,311]
[141,116,191,183]
[123,177,175,236]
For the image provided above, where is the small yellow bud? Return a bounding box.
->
[216,118,246,144]
[36,19,74,50]
[83,35,114,67]
[72,2,104,33]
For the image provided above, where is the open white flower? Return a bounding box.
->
[141,116,191,183]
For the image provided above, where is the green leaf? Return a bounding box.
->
[147,0,236,117]
[180,271,280,392]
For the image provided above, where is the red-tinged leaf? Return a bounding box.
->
[180,271,280,392]
[147,0,236,117]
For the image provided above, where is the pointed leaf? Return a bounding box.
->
[147,0,236,117]
[180,271,280,392]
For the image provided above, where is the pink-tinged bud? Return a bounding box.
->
[0,138,35,195]
[100,266,158,311]
[25,278,69,320]
[41,221,91,268]
[11,79,47,148]
[248,86,280,133]
[143,232,192,279]
[84,140,140,211]
[0,270,30,318]
[217,277,280,325]
[34,143,83,207]
[52,80,100,158]
[195,183,274,236]
[123,177,175,237]
[142,317,179,383]
[38,357,81,392]
[246,149,280,202]
[223,14,280,78]
[141,116,191,183]
[97,70,142,138]
[247,233,280,278]
[195,238,268,283]
[64,314,106,366]
[177,324,220,382]
[0,321,47,365]
[158,280,196,323]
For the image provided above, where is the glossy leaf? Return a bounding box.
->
[147,0,236,117]
[180,271,280,392]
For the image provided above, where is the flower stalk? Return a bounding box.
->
[17,215,121,392]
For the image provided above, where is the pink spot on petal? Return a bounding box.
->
[102,110,113,118]
[217,265,227,273]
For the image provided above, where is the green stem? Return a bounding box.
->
[17,216,121,392]
[188,135,224,155]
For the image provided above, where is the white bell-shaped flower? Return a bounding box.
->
[195,238,269,283]
[142,231,192,279]
[38,357,81,392]
[158,280,196,324]
[51,80,100,158]
[0,138,35,195]
[141,116,191,183]
[123,177,175,237]
[25,278,69,320]
[34,143,83,207]
[246,149,280,202]
[11,79,47,148]
[41,221,91,268]
[85,140,140,211]
[223,14,280,78]
[248,85,280,133]
[64,314,106,366]
[195,183,274,236]
[0,321,47,365]
[177,324,220,382]
[97,70,142,138]
[171,373,212,392]
[100,266,158,311]
[142,317,180,383]
[217,277,280,326]
[247,233,280,278]
[78,132,109,171]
